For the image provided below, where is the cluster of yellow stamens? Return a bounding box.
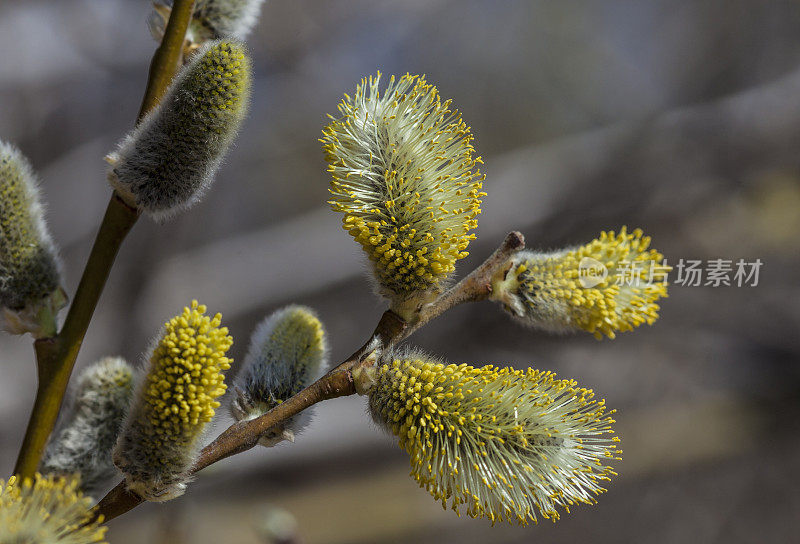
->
[321,72,485,313]
[492,227,669,339]
[367,356,620,525]
[0,473,106,543]
[113,301,232,501]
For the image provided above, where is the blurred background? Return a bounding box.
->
[1,0,799,542]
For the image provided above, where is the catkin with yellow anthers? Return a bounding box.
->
[231,305,329,446]
[107,40,251,221]
[491,227,669,339]
[361,353,621,526]
[113,301,232,501]
[41,357,134,495]
[149,0,268,42]
[0,473,107,544]
[321,72,486,318]
[0,141,66,337]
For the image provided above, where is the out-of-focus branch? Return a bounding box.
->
[93,232,526,522]
[13,1,196,480]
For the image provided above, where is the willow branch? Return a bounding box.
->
[14,196,139,477]
[13,2,196,479]
[407,231,525,336]
[93,232,524,522]
[138,0,197,120]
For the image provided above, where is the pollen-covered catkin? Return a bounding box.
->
[0,473,107,544]
[491,227,669,339]
[113,301,232,501]
[107,40,251,221]
[361,351,621,526]
[40,357,133,495]
[0,141,65,336]
[321,73,485,318]
[231,305,328,446]
[150,0,267,42]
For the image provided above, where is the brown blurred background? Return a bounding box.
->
[1,1,799,542]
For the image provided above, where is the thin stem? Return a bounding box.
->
[407,231,525,336]
[93,233,524,522]
[13,1,196,479]
[14,197,138,477]
[138,0,197,120]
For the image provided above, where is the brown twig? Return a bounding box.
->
[407,231,525,336]
[13,1,197,479]
[93,232,525,522]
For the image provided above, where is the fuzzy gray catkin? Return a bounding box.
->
[0,141,65,336]
[40,357,134,494]
[107,39,251,221]
[149,0,267,42]
[231,305,329,446]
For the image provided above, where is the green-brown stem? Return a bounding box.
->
[13,1,196,479]
[14,196,139,477]
[93,233,525,522]
[138,0,197,120]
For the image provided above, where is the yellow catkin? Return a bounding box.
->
[321,73,485,315]
[492,227,669,339]
[0,473,107,543]
[113,301,232,501]
[367,355,620,525]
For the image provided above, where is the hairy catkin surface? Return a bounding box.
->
[41,357,133,494]
[231,305,328,446]
[0,141,60,310]
[113,302,232,501]
[108,40,251,221]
